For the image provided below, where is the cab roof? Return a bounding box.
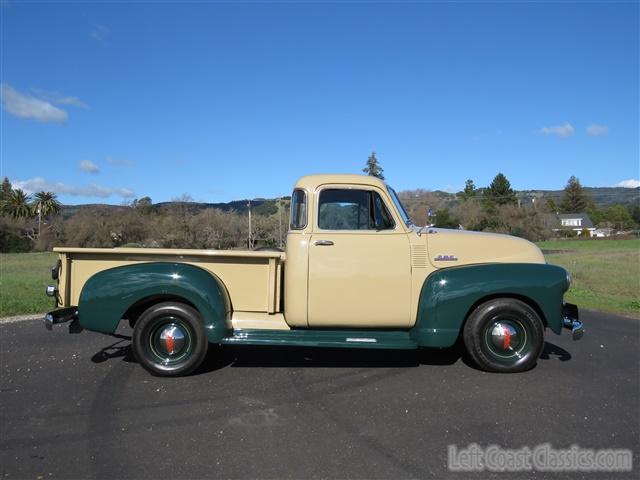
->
[293,174,388,192]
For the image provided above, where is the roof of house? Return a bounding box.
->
[556,213,595,229]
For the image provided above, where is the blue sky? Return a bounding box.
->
[1,0,638,205]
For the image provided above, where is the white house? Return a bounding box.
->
[553,213,597,237]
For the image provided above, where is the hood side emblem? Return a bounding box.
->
[434,254,458,262]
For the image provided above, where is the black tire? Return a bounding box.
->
[132,302,208,376]
[463,298,544,373]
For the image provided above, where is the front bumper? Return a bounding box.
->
[562,303,583,340]
[44,307,82,333]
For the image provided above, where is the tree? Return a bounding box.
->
[0,177,11,203]
[2,189,32,219]
[483,173,517,206]
[362,152,385,180]
[586,206,606,227]
[131,196,153,214]
[33,191,62,218]
[460,179,476,200]
[434,208,459,228]
[606,204,633,231]
[630,205,640,226]
[559,176,592,213]
[544,197,558,213]
[132,196,152,208]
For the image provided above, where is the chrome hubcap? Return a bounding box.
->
[157,324,186,356]
[490,322,519,351]
[484,318,528,360]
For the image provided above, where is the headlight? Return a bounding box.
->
[45,285,57,297]
[566,271,572,290]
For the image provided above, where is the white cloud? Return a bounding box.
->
[12,177,135,199]
[540,122,575,138]
[90,24,110,43]
[79,160,100,174]
[1,84,67,123]
[586,124,608,137]
[613,179,640,188]
[31,88,87,108]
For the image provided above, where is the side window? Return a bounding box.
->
[318,189,395,230]
[289,189,307,229]
[373,192,395,229]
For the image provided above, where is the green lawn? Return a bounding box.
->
[538,238,640,317]
[1,241,639,318]
[0,252,57,317]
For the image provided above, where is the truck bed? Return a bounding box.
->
[53,247,285,316]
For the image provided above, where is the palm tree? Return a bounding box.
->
[33,191,62,217]
[2,189,32,219]
[32,191,62,236]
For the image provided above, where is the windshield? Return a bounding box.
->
[386,186,413,226]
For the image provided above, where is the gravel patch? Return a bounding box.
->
[0,313,43,324]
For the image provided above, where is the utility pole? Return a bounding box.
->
[247,200,253,249]
[37,203,42,238]
[278,197,283,248]
[247,200,253,250]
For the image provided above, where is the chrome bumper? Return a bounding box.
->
[44,307,81,333]
[562,303,583,340]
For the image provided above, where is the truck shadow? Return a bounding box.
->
[90,335,136,364]
[196,343,464,374]
[540,341,572,362]
[89,337,571,373]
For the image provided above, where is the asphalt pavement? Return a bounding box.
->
[1,309,638,479]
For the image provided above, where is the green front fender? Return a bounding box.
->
[410,263,569,348]
[78,262,231,342]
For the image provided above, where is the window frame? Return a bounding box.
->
[315,185,399,233]
[289,188,308,230]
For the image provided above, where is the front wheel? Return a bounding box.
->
[463,298,544,373]
[132,302,208,376]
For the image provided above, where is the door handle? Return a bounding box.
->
[313,240,334,246]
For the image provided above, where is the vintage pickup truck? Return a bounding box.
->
[44,174,582,376]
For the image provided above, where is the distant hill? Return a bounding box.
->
[517,187,640,208]
[60,197,291,217]
[59,186,638,217]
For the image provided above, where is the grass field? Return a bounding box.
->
[0,252,57,317]
[1,240,638,318]
[538,238,640,317]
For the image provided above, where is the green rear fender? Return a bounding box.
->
[410,263,569,347]
[78,262,231,342]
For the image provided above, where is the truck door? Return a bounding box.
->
[307,186,411,328]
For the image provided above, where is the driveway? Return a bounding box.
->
[1,309,638,479]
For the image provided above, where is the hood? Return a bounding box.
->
[425,228,545,269]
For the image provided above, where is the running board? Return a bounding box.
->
[221,329,418,350]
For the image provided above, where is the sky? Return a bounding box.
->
[1,0,638,205]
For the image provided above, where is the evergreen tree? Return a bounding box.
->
[362,152,385,180]
[0,177,11,204]
[559,176,592,213]
[483,173,517,206]
[461,179,476,200]
[544,197,558,213]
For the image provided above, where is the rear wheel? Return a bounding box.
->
[463,298,544,373]
[132,302,208,376]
